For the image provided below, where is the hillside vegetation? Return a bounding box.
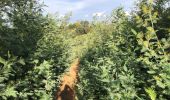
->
[0,0,170,100]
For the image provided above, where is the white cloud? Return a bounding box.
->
[43,0,109,14]
[103,14,107,18]
[44,0,85,13]
[92,11,105,17]
[42,0,137,21]
[85,14,89,17]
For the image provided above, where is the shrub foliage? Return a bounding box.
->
[0,0,169,100]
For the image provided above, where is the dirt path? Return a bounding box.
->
[56,58,80,100]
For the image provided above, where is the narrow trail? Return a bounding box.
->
[56,58,80,100]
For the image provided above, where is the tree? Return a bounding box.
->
[0,0,46,57]
[75,21,91,34]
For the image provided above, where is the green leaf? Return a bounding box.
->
[136,33,144,39]
[40,92,51,100]
[141,47,148,53]
[149,0,153,4]
[0,57,6,65]
[131,29,137,35]
[101,79,110,83]
[18,59,25,65]
[157,81,165,89]
[143,41,149,48]
[145,88,157,100]
[4,86,17,97]
[147,71,156,74]
[147,27,155,33]
[0,77,5,82]
[123,65,128,72]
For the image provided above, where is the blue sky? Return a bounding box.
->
[43,0,137,22]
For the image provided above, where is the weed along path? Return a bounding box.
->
[56,58,80,100]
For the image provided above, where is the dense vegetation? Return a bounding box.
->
[0,0,169,100]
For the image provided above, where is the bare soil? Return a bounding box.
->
[56,58,80,100]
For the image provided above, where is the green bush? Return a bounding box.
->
[0,0,169,99]
[76,1,170,99]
